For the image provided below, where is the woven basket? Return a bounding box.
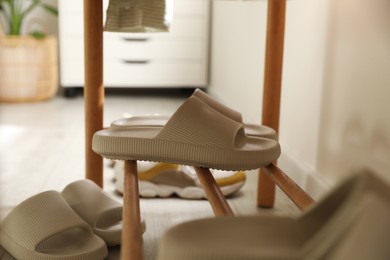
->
[0,35,58,102]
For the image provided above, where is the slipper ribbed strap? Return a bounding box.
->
[156,96,246,149]
[193,89,243,123]
[155,96,280,169]
[61,180,123,246]
[1,191,92,250]
[111,115,278,140]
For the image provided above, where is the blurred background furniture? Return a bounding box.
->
[59,0,209,97]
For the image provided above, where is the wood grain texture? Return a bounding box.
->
[194,167,234,217]
[84,0,104,187]
[258,0,287,208]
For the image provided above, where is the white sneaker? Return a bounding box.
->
[114,162,246,199]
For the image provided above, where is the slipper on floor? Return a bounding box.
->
[61,179,146,247]
[110,89,277,140]
[310,171,390,260]
[0,191,107,260]
[93,95,281,171]
[157,171,390,260]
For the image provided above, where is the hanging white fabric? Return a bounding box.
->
[104,0,174,33]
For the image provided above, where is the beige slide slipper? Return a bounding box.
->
[61,179,146,247]
[157,171,390,259]
[317,171,390,260]
[111,89,277,140]
[93,95,280,171]
[0,191,107,260]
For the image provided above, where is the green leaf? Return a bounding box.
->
[40,3,58,16]
[23,1,39,17]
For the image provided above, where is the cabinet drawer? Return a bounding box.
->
[61,37,205,61]
[105,60,207,86]
[61,60,207,87]
[111,38,205,60]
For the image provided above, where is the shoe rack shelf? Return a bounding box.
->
[83,0,313,259]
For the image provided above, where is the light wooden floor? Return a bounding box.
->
[0,90,299,259]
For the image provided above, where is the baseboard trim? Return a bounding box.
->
[278,151,331,200]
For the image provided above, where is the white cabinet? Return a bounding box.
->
[59,0,210,88]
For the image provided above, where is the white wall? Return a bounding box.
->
[208,0,267,124]
[279,0,330,195]
[316,0,390,183]
[209,0,390,195]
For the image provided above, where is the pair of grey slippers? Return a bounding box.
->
[0,179,141,260]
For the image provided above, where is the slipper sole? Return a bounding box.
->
[93,131,280,171]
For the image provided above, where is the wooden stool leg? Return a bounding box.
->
[258,0,287,208]
[84,0,104,187]
[263,163,314,210]
[194,167,234,217]
[122,160,143,260]
[257,168,276,208]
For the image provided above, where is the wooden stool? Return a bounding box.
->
[83,1,314,259]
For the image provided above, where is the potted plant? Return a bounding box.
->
[0,0,59,102]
